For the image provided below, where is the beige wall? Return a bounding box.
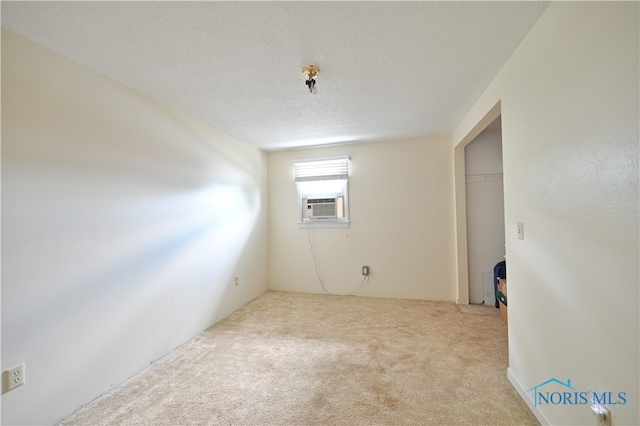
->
[268,136,457,301]
[454,2,638,425]
[1,29,269,425]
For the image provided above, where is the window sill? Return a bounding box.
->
[298,221,350,229]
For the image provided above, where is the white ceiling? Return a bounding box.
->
[1,1,548,151]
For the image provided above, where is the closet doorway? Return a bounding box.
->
[464,117,505,305]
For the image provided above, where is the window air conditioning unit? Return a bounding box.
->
[306,198,337,220]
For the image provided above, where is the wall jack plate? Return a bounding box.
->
[362,266,369,276]
[3,363,26,394]
[591,403,611,426]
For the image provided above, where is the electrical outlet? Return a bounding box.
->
[234,276,240,286]
[362,265,369,276]
[4,363,25,393]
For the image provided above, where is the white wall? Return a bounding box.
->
[464,127,505,305]
[268,136,457,301]
[1,29,269,425]
[454,3,638,425]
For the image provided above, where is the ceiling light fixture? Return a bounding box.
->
[301,65,319,94]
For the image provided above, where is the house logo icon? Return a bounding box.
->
[527,378,577,407]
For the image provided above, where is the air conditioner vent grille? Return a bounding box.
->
[310,202,336,217]
[307,198,336,204]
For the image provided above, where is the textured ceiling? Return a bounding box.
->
[1,1,549,151]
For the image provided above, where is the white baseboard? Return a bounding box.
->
[507,367,552,425]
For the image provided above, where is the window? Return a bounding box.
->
[294,156,349,228]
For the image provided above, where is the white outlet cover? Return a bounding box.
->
[7,363,25,391]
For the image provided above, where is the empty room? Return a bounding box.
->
[1,2,638,425]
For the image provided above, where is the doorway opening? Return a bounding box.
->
[453,100,501,305]
[464,117,505,305]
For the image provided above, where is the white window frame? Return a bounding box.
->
[294,156,350,229]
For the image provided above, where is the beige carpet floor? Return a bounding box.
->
[60,291,538,425]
